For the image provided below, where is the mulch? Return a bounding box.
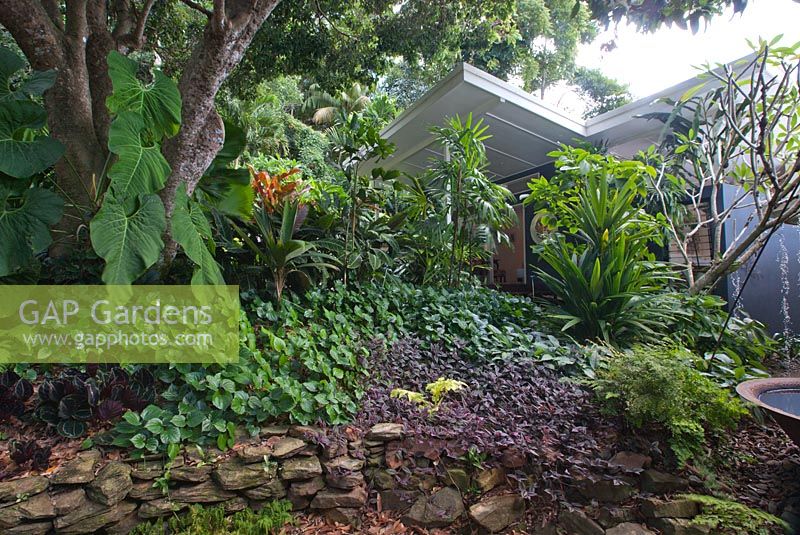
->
[706,414,800,513]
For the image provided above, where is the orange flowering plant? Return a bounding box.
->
[249,165,303,214]
[231,165,337,301]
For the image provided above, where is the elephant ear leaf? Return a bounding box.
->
[0,185,63,277]
[207,120,246,171]
[107,111,171,196]
[0,47,25,93]
[213,183,254,220]
[0,46,57,101]
[18,69,57,99]
[0,101,64,178]
[105,51,181,138]
[172,184,223,285]
[90,193,166,284]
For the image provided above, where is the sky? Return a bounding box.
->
[544,0,800,115]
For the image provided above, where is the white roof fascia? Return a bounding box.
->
[460,63,587,135]
[374,55,756,178]
[380,63,469,140]
[586,54,758,136]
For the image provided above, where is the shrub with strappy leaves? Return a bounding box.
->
[532,148,678,346]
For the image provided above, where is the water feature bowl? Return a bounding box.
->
[737,378,800,447]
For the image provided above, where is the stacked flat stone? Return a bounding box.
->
[0,426,718,535]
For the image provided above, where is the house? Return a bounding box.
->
[369,62,800,335]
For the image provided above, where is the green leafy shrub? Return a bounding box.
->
[532,148,678,346]
[591,345,746,465]
[112,404,191,456]
[108,280,591,456]
[131,501,294,535]
[679,494,789,535]
[655,293,773,386]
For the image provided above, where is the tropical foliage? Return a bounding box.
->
[591,345,746,465]
[0,46,63,278]
[0,5,792,535]
[530,148,677,345]
[422,114,517,285]
[231,166,337,301]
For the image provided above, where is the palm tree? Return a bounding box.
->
[303,83,371,125]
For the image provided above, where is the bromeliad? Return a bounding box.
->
[249,166,302,214]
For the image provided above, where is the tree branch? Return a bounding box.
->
[132,0,156,47]
[313,0,357,40]
[86,0,115,150]
[178,0,213,18]
[0,0,65,70]
[111,0,135,42]
[213,0,226,30]
[161,0,283,265]
[41,0,65,31]
[65,0,89,39]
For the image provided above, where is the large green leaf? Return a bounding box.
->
[107,111,170,196]
[0,185,63,276]
[0,101,64,178]
[90,193,166,284]
[0,46,57,102]
[209,120,246,170]
[199,119,251,218]
[0,47,24,85]
[172,184,224,284]
[106,51,181,138]
[210,183,254,219]
[0,46,25,102]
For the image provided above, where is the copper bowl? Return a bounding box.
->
[737,378,800,447]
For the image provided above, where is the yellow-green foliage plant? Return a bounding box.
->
[426,377,467,407]
[391,377,467,412]
[680,494,790,535]
[130,501,294,535]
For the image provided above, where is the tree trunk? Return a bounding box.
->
[47,27,110,250]
[160,0,282,264]
[0,0,108,254]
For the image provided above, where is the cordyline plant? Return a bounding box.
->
[648,37,800,294]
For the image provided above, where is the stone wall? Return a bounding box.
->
[0,423,733,534]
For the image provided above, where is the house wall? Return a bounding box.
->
[494,205,527,287]
[722,184,800,337]
[495,163,556,295]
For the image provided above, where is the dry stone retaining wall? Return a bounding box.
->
[0,423,720,534]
